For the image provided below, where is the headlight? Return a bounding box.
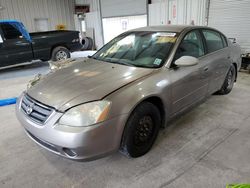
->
[59,101,111,127]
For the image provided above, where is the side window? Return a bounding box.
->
[175,30,205,60]
[0,23,22,40]
[221,34,228,47]
[202,30,224,53]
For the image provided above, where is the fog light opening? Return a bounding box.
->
[62,148,77,157]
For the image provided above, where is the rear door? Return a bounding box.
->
[0,23,33,68]
[201,29,231,94]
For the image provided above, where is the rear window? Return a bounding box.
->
[0,23,22,40]
[202,30,224,53]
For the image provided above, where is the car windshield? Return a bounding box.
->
[92,31,178,68]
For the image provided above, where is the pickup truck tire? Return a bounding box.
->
[120,102,161,158]
[51,46,70,61]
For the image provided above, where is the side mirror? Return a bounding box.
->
[228,38,236,43]
[175,56,199,67]
[0,35,3,44]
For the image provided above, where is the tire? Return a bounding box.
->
[82,37,93,50]
[120,102,161,158]
[87,37,93,50]
[51,46,70,61]
[217,64,236,95]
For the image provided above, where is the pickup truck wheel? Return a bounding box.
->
[51,46,70,61]
[216,64,236,95]
[120,102,161,158]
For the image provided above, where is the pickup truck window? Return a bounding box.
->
[1,23,22,40]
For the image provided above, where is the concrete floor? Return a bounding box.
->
[0,63,250,188]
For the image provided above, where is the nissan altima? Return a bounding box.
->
[16,25,241,160]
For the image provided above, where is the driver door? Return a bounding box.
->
[0,23,33,68]
[170,30,211,115]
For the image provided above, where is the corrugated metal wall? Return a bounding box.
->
[149,0,208,26]
[208,0,250,53]
[0,0,75,32]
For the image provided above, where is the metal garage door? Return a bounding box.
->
[208,0,250,53]
[100,0,147,18]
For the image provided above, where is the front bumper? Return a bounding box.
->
[15,94,128,161]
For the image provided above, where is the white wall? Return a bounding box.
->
[102,15,147,43]
[78,0,147,48]
[0,0,75,32]
[149,0,207,26]
[85,11,103,49]
[75,0,103,49]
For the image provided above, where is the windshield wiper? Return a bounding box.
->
[115,61,136,67]
[88,55,97,59]
[103,58,136,67]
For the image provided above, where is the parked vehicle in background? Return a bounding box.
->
[0,20,82,69]
[16,25,241,161]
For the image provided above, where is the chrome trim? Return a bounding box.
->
[0,62,33,70]
[21,94,54,125]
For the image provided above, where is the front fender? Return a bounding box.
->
[105,69,172,122]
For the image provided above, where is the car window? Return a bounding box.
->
[174,30,204,60]
[93,31,177,68]
[0,23,22,40]
[221,34,228,47]
[202,30,224,53]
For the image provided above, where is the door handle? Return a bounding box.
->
[204,67,209,72]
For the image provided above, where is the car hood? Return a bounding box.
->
[27,58,153,111]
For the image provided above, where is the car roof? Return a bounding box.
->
[130,25,210,33]
[0,19,21,24]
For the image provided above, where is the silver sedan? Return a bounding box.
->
[16,25,241,160]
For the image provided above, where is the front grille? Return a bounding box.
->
[21,94,54,124]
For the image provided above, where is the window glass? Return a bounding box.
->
[221,34,228,47]
[0,23,22,40]
[175,30,204,60]
[93,31,177,68]
[202,30,224,53]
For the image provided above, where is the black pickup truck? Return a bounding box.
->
[0,20,82,69]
